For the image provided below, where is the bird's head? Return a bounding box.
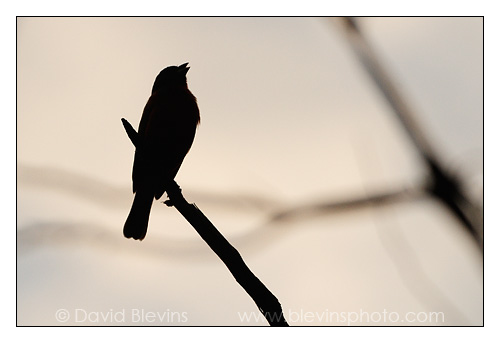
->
[151,62,190,94]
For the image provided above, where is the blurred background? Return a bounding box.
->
[17,17,483,326]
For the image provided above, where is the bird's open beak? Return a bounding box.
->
[178,62,190,75]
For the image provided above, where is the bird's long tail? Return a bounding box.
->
[124,190,154,240]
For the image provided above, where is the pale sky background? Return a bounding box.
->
[17,17,483,327]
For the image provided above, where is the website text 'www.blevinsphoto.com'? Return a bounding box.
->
[238,309,445,325]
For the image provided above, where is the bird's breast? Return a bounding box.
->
[143,89,199,144]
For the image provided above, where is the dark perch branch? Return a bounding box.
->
[121,118,288,326]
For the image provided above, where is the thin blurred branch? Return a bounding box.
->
[337,17,483,252]
[17,162,279,212]
[121,118,288,327]
[269,187,423,223]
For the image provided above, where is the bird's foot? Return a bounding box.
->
[164,198,175,207]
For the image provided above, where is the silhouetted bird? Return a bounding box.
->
[124,63,200,240]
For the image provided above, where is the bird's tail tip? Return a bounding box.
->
[123,222,147,241]
[123,190,154,241]
[123,206,150,241]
